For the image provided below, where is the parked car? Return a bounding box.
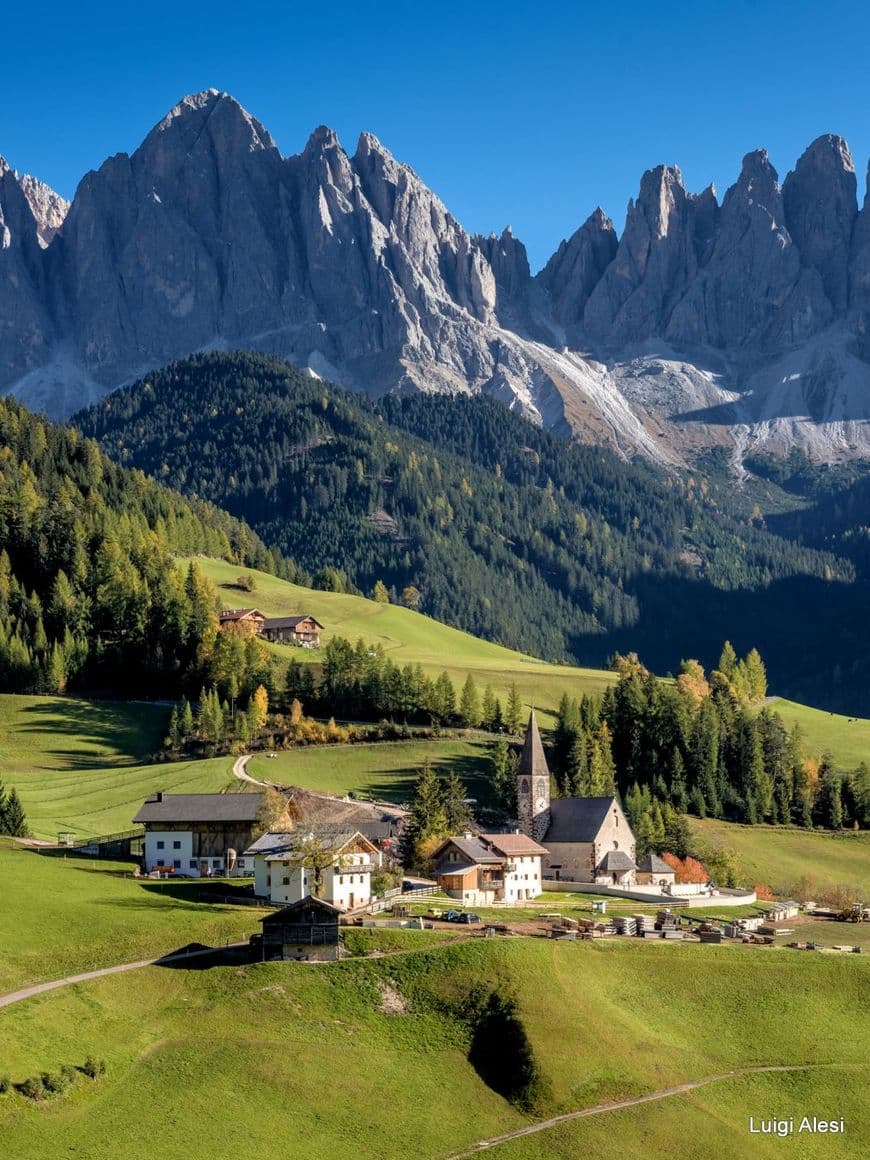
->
[457,912,481,924]
[442,910,463,923]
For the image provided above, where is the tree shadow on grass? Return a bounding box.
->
[17,698,167,769]
[155,943,254,970]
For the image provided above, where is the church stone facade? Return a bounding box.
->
[516,712,637,885]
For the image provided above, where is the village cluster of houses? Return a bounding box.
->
[218,608,324,647]
[134,715,680,925]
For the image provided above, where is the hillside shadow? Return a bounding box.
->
[569,571,870,717]
[155,943,254,970]
[17,697,166,769]
[354,754,495,806]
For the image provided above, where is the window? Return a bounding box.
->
[173,859,181,869]
[212,859,221,867]
[339,876,345,885]
[189,860,197,869]
[614,814,619,827]
[282,877,289,886]
[613,840,619,849]
[156,840,165,850]
[173,840,181,849]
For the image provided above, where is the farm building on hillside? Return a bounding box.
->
[218,608,266,634]
[260,615,324,647]
[432,831,547,905]
[244,829,381,910]
[257,897,341,961]
[516,713,638,885]
[133,791,262,877]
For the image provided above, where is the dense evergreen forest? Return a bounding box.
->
[0,394,293,694]
[75,351,870,710]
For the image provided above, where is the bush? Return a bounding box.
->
[19,1076,46,1101]
[0,1075,10,1095]
[82,1055,106,1080]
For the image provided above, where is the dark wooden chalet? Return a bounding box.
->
[260,615,324,646]
[218,608,266,635]
[258,896,341,960]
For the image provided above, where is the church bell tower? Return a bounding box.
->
[516,711,551,842]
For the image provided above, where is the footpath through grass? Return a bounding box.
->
[0,938,866,1159]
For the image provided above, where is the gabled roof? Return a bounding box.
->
[598,849,636,872]
[260,895,342,924]
[518,712,549,779]
[434,836,502,865]
[483,833,548,857]
[262,615,324,630]
[432,861,479,878]
[544,796,620,844]
[219,607,264,620]
[133,792,262,825]
[243,828,379,859]
[637,853,673,874]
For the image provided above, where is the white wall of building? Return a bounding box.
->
[145,830,196,875]
[501,854,542,901]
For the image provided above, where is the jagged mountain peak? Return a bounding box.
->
[4,95,870,466]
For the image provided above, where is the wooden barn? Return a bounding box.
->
[257,896,341,961]
[218,608,266,635]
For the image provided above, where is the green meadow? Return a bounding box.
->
[691,818,870,895]
[0,842,257,993]
[247,737,494,803]
[0,938,865,1159]
[181,555,616,716]
[0,694,238,841]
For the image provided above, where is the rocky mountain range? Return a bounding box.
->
[3,89,870,465]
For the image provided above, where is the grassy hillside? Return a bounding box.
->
[0,843,258,993]
[186,556,870,770]
[0,695,238,841]
[246,738,494,803]
[692,818,870,894]
[183,555,616,713]
[0,938,865,1158]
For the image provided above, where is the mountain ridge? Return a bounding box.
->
[3,90,870,464]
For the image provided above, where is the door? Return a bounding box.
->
[349,893,355,909]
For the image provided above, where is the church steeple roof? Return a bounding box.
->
[518,711,549,779]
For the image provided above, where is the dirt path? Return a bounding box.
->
[233,753,270,786]
[446,1065,835,1157]
[0,943,248,1011]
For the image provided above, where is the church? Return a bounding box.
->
[516,712,637,886]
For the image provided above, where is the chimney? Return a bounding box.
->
[156,791,165,803]
[463,830,473,840]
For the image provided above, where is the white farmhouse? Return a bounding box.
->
[244,829,382,911]
[133,791,263,877]
[432,831,548,906]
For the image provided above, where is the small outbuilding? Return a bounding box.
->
[635,853,676,889]
[258,896,342,961]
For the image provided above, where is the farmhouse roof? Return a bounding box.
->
[219,607,264,620]
[435,836,503,865]
[243,828,378,860]
[133,792,262,824]
[598,849,636,872]
[637,853,673,874]
[483,833,548,857]
[518,712,549,779]
[544,796,619,844]
[432,861,478,878]
[259,896,342,923]
[262,615,324,629]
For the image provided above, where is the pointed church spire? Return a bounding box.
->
[518,710,549,779]
[516,711,551,842]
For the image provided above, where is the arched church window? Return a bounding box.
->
[613,840,618,849]
[520,778,529,795]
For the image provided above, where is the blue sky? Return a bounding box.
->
[2,0,869,269]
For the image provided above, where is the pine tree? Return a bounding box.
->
[489,738,518,814]
[718,641,738,679]
[443,772,473,832]
[459,674,481,728]
[481,684,497,730]
[505,682,523,735]
[813,757,843,829]
[398,762,449,870]
[249,685,269,734]
[0,787,29,837]
[371,580,390,603]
